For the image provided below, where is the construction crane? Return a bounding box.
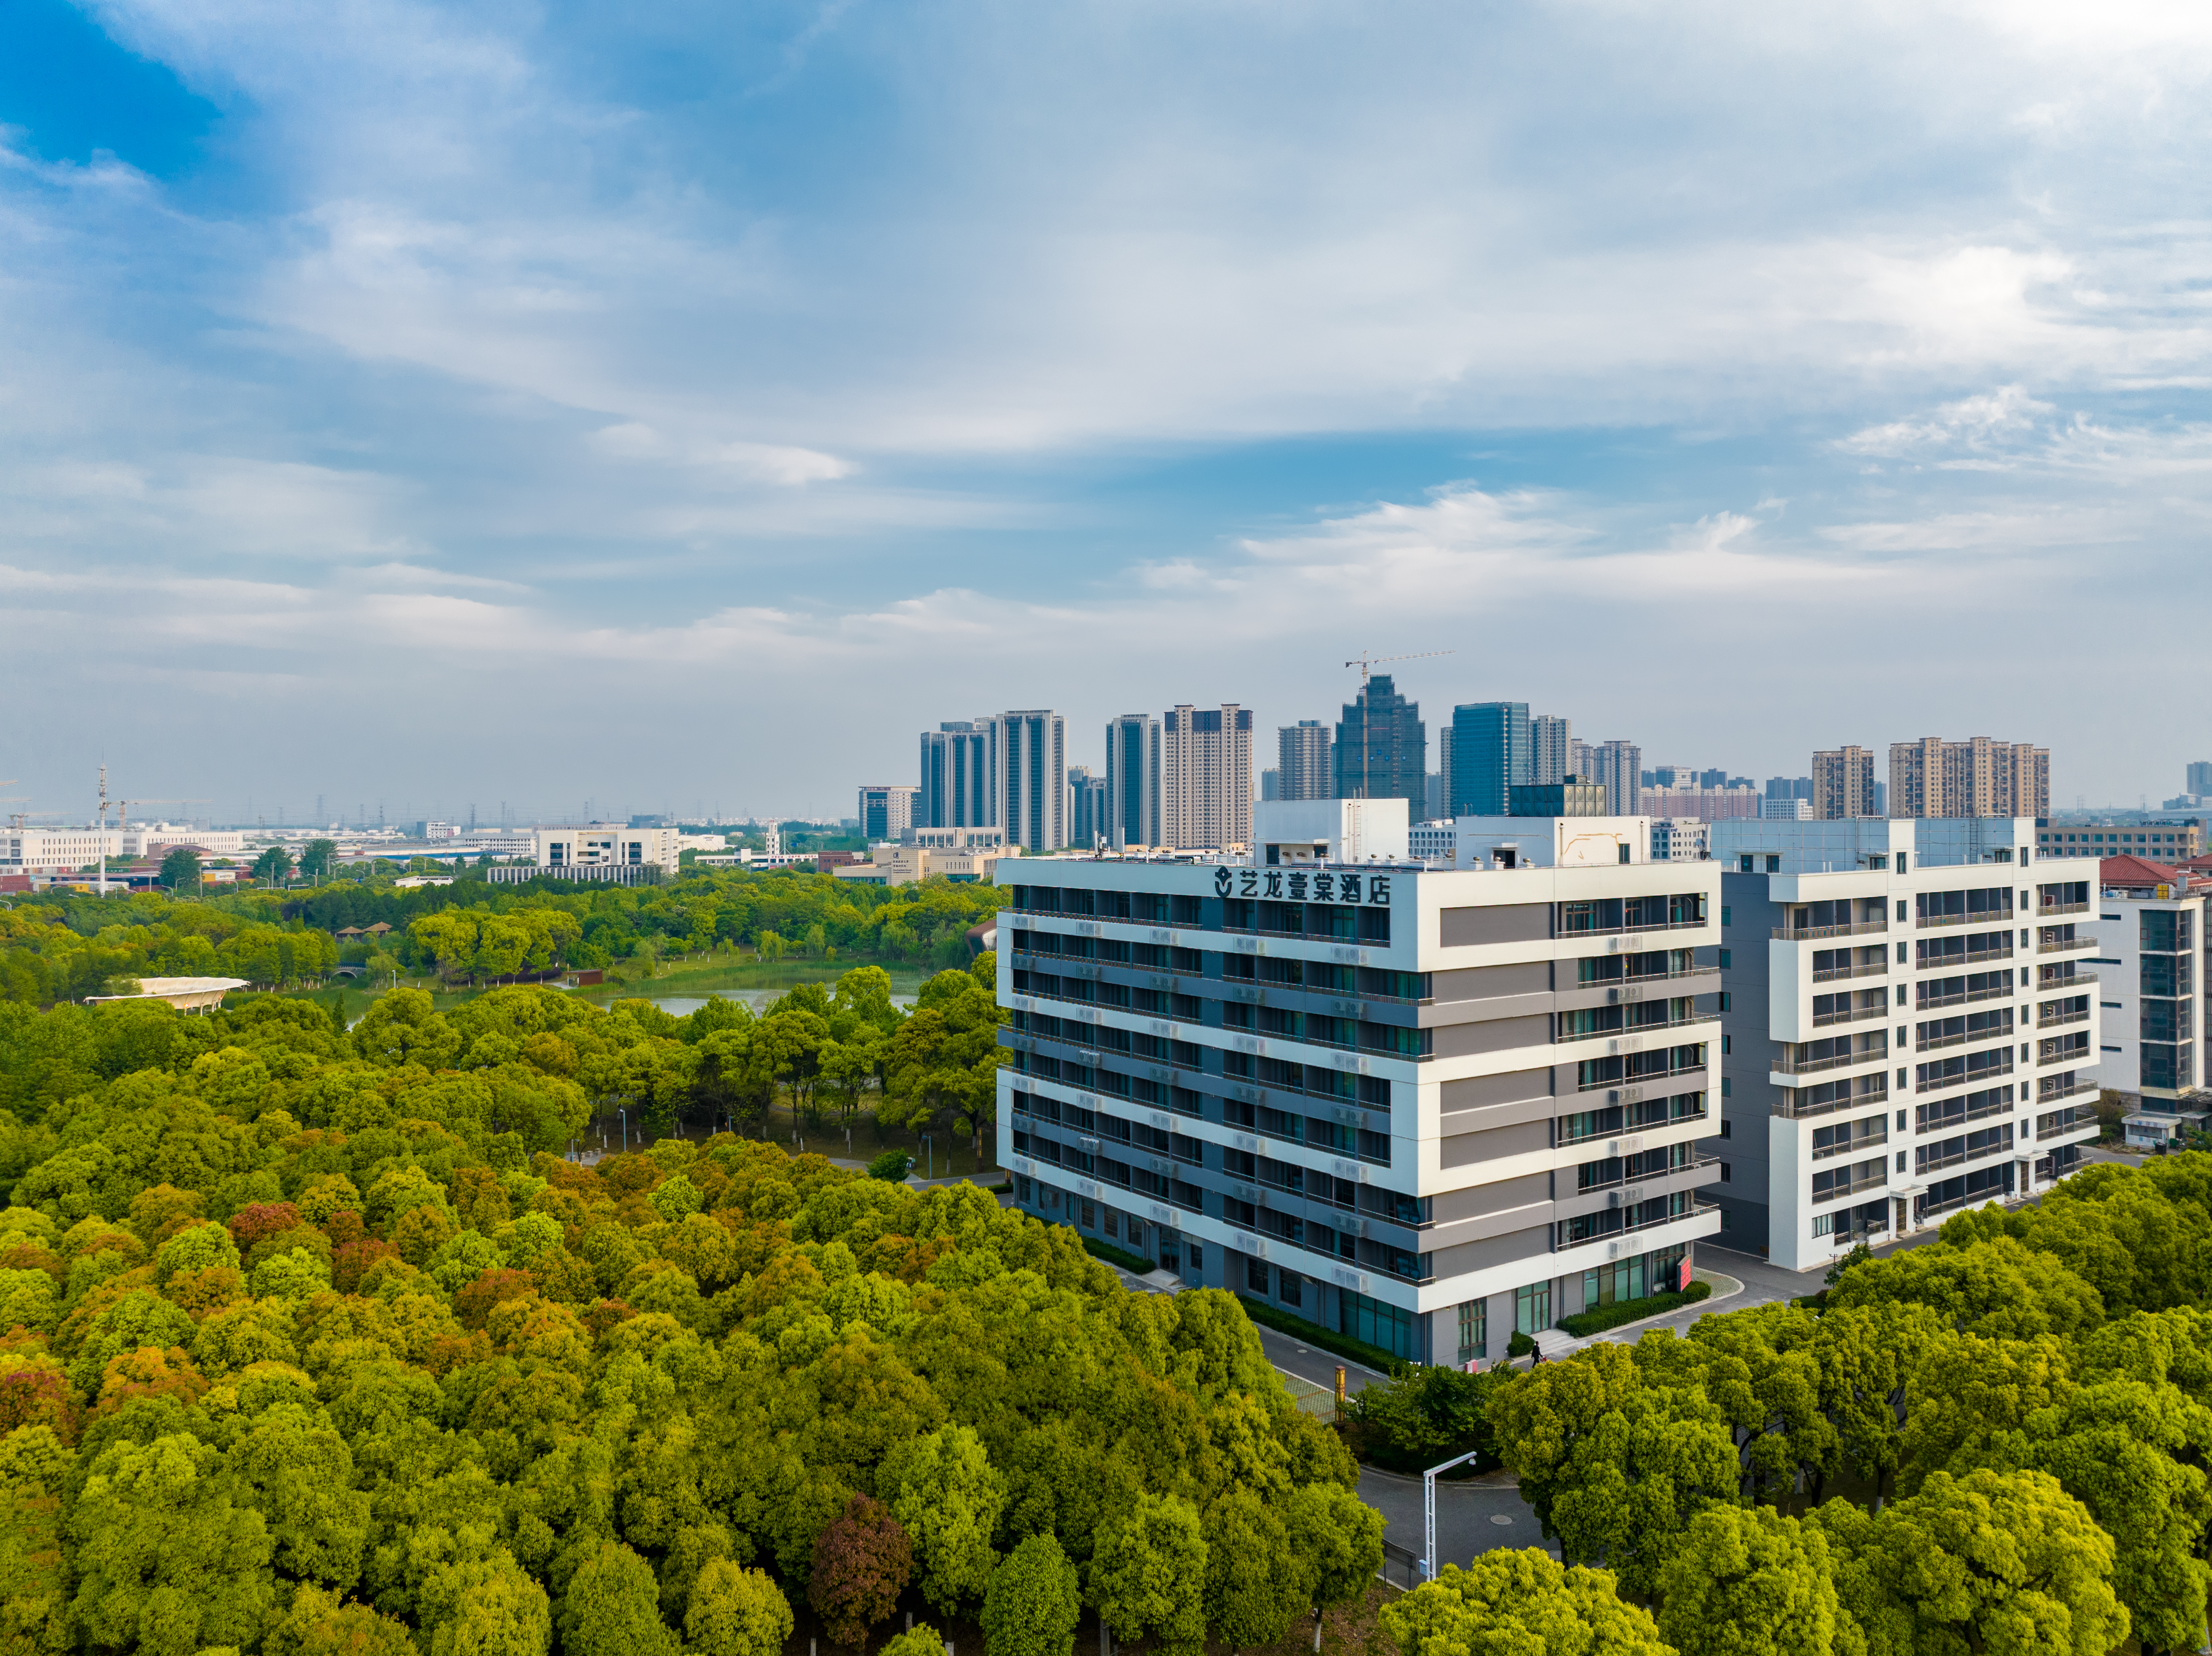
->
[1341,650,1456,801]
[118,798,209,831]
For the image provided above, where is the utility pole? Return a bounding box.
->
[1341,650,1454,800]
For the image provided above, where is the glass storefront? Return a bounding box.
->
[1580,1244,1690,1311]
[1341,1288,1415,1359]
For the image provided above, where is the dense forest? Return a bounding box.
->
[0,972,1380,1656]
[0,867,1006,1004]
[6,895,2208,1655]
[1380,1153,2212,1656]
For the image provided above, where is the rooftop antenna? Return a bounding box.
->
[1342,649,1455,800]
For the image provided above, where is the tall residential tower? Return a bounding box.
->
[1164,704,1255,851]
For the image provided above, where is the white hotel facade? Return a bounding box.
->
[997,801,1723,1365]
[1710,818,2102,1270]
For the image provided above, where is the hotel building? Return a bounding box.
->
[999,800,1723,1364]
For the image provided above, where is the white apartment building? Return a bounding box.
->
[1651,818,1711,862]
[2083,857,2207,1146]
[1712,818,2101,1271]
[531,825,680,874]
[999,799,1722,1364]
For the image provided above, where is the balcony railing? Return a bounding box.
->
[2038,900,2091,917]
[1813,1169,1888,1204]
[1917,910,2012,931]
[2038,1076,2098,1103]
[1918,984,2015,1012]
[2035,1108,2094,1138]
[1916,1028,2012,1054]
[1917,1060,2014,1095]
[1575,1059,1709,1094]
[1572,1153,1721,1196]
[1774,919,1889,941]
[1813,1004,1889,1028]
[1917,1137,2012,1177]
[2038,935,2097,955]
[2038,1007,2089,1029]
[1918,1094,2013,1134]
[1812,961,1889,983]
[1562,916,1711,940]
[2037,971,2098,994]
[1774,1046,1885,1076]
[1773,1079,1888,1120]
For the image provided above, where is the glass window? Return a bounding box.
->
[1514,1280,1552,1336]
[1456,1299,1487,1364]
[1340,1289,1415,1359]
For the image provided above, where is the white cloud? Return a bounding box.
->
[15,0,2212,808]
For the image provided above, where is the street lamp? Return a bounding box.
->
[618,1107,628,1153]
[921,1133,933,1180]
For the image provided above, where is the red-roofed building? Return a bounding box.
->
[2100,854,2195,899]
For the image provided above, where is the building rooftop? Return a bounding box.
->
[2100,854,2197,896]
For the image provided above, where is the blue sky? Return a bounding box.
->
[5,0,2212,824]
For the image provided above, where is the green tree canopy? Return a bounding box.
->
[1380,1548,1672,1656]
[1655,1505,1842,1656]
[980,1533,1081,1656]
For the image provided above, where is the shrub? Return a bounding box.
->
[1554,1280,1712,1338]
[866,1150,912,1182]
[1081,1237,1155,1275]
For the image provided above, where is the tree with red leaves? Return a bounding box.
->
[225,1202,302,1255]
[808,1495,912,1648]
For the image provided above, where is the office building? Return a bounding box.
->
[1277,720,1334,802]
[2084,857,2207,1145]
[1069,768,1110,851]
[1651,818,1711,861]
[999,800,1722,1363]
[2037,821,2204,861]
[1761,798,1813,821]
[1105,714,1162,852]
[0,828,124,873]
[2191,763,2212,799]
[1260,770,1280,802]
[858,785,919,842]
[999,711,1068,853]
[1163,705,1255,852]
[1449,703,1531,818]
[1334,675,1427,819]
[1710,817,2100,1271]
[1812,747,1881,820]
[1889,738,2050,820]
[532,825,681,875]
[1591,740,1642,816]
[1766,776,1813,805]
[834,844,1016,888]
[1531,716,1573,788]
[920,721,999,831]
